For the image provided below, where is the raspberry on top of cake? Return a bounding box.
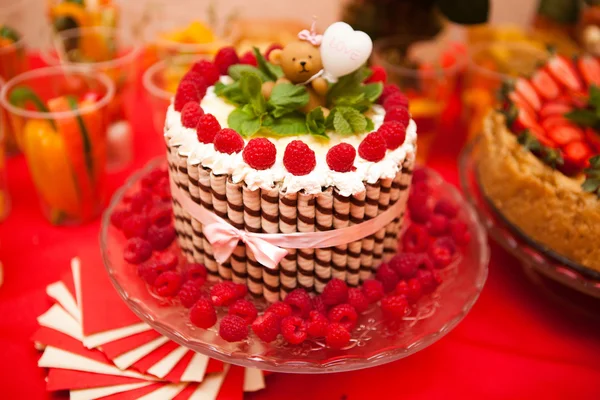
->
[164,29,416,197]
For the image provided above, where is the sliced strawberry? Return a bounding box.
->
[515,78,541,111]
[578,56,600,88]
[539,101,573,118]
[530,125,556,148]
[513,107,540,133]
[561,141,592,174]
[547,55,583,92]
[541,115,571,132]
[546,125,585,146]
[509,91,535,116]
[531,69,560,101]
[584,127,600,153]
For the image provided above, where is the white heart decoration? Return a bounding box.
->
[320,22,373,82]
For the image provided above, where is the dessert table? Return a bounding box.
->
[1,86,599,399]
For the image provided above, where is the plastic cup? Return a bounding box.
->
[372,35,467,164]
[143,54,208,135]
[0,66,115,225]
[464,41,549,138]
[47,0,119,33]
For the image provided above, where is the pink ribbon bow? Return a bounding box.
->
[298,18,322,46]
[203,223,289,270]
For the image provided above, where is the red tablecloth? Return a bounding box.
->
[1,86,600,400]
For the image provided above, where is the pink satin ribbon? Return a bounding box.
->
[298,19,322,46]
[172,181,405,270]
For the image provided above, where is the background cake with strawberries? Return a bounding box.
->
[164,22,417,302]
[478,53,600,273]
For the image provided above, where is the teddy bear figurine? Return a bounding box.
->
[262,38,330,115]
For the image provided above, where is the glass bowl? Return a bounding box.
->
[101,158,489,373]
[459,138,600,299]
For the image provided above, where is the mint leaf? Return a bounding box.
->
[365,117,374,132]
[214,80,246,104]
[363,82,383,103]
[240,72,266,116]
[582,178,600,193]
[331,106,367,135]
[306,107,327,137]
[326,67,372,106]
[228,64,269,82]
[565,109,598,127]
[589,155,600,169]
[262,112,309,135]
[268,83,309,118]
[589,85,600,109]
[228,107,261,137]
[330,93,370,112]
[253,47,283,81]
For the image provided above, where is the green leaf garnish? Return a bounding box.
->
[228,64,269,82]
[583,155,600,197]
[214,81,246,105]
[267,83,309,118]
[228,107,262,137]
[240,72,267,117]
[327,106,368,135]
[564,109,597,127]
[262,112,309,136]
[306,107,327,137]
[363,82,383,103]
[326,67,372,107]
[253,47,284,81]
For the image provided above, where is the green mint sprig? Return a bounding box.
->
[564,85,600,129]
[582,155,600,197]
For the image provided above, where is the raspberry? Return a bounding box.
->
[428,239,454,269]
[327,304,358,331]
[124,238,152,264]
[181,71,208,98]
[174,81,200,112]
[154,177,171,200]
[311,296,328,315]
[377,121,407,150]
[110,208,130,230]
[153,271,183,297]
[240,50,257,66]
[284,288,312,318]
[389,253,419,279]
[427,214,449,237]
[184,263,208,281]
[266,302,292,319]
[122,214,150,239]
[233,283,248,299]
[219,315,249,342]
[306,310,329,338]
[347,288,369,313]
[384,107,410,126]
[128,189,152,213]
[283,140,316,176]
[265,43,283,60]
[180,101,204,128]
[214,46,240,75]
[252,312,281,343]
[179,279,205,308]
[229,299,258,324]
[325,323,351,349]
[409,203,432,224]
[243,137,276,170]
[383,92,409,111]
[416,268,442,294]
[358,132,387,162]
[449,220,471,246]
[147,224,176,251]
[156,251,178,271]
[433,199,459,219]
[379,84,400,104]
[381,295,409,320]
[210,281,243,306]
[213,128,244,154]
[326,143,356,172]
[375,263,399,293]
[365,65,387,84]
[196,114,221,144]
[280,316,307,345]
[402,224,430,253]
[141,167,168,189]
[321,278,349,306]
[362,279,385,303]
[148,204,172,227]
[395,278,422,304]
[412,168,428,184]
[191,60,220,86]
[190,298,217,328]
[136,255,177,284]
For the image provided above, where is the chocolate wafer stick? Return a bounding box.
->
[384,171,404,261]
[210,173,232,280]
[347,190,366,286]
[360,181,381,282]
[279,192,298,299]
[372,177,393,267]
[243,185,263,297]
[187,162,205,264]
[198,167,218,279]
[226,179,247,285]
[297,192,315,293]
[315,187,333,293]
[332,190,350,283]
[260,186,281,302]
[177,152,194,261]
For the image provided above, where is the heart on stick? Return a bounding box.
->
[320,22,373,82]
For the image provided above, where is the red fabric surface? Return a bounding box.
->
[1,84,600,400]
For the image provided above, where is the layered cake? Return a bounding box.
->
[479,53,600,272]
[164,26,417,301]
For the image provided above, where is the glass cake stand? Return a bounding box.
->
[459,138,600,308]
[101,158,489,373]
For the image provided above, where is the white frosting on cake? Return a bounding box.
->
[164,79,417,196]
